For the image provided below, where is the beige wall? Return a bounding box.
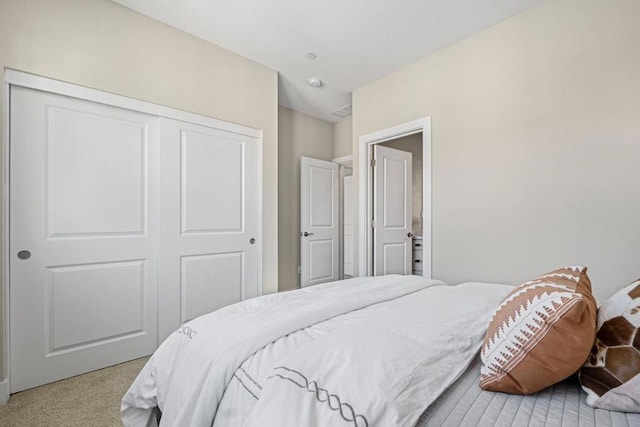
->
[353,0,640,304]
[332,116,353,158]
[0,0,278,380]
[278,107,334,291]
[380,133,423,233]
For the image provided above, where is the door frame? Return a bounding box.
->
[1,69,264,402]
[357,117,432,278]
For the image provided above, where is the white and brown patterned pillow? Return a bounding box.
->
[480,266,597,394]
[579,279,640,412]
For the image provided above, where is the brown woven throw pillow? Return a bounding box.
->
[579,279,640,412]
[480,266,597,394]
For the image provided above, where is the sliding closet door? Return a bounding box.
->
[10,86,160,392]
[158,118,260,342]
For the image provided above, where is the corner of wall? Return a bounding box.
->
[0,379,8,405]
[331,115,353,159]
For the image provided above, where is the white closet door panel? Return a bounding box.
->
[47,107,146,236]
[159,118,259,341]
[181,130,244,233]
[180,252,243,322]
[10,86,160,392]
[48,260,146,350]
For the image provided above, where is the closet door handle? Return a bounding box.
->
[301,232,314,237]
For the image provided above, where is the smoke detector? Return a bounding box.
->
[331,104,352,118]
[307,78,323,88]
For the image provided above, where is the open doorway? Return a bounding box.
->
[357,117,432,278]
[377,134,424,275]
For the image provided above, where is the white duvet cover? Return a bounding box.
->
[122,275,511,427]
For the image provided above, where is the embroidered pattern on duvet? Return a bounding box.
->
[233,366,262,400]
[268,366,368,427]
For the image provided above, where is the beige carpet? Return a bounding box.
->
[0,357,148,427]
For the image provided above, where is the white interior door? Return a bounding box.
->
[373,145,413,276]
[343,175,354,277]
[10,86,160,392]
[300,157,339,287]
[158,118,260,341]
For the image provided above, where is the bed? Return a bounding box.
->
[417,356,640,427]
[121,275,639,426]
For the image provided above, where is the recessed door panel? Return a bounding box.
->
[47,107,146,237]
[309,166,335,227]
[309,240,334,282]
[382,243,407,275]
[383,157,408,229]
[181,131,244,233]
[47,260,145,352]
[181,252,243,323]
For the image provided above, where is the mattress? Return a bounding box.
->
[417,357,640,427]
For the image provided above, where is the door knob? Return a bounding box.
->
[301,232,314,237]
[407,232,413,238]
[17,250,31,260]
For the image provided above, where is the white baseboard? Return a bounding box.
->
[0,379,9,405]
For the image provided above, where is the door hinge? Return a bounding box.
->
[370,159,377,167]
[371,220,377,228]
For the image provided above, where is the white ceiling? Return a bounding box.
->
[113,0,543,123]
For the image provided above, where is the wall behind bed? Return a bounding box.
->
[0,0,278,383]
[352,0,640,304]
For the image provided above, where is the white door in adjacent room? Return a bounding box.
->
[10,86,160,392]
[158,118,260,341]
[372,145,413,276]
[300,157,339,287]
